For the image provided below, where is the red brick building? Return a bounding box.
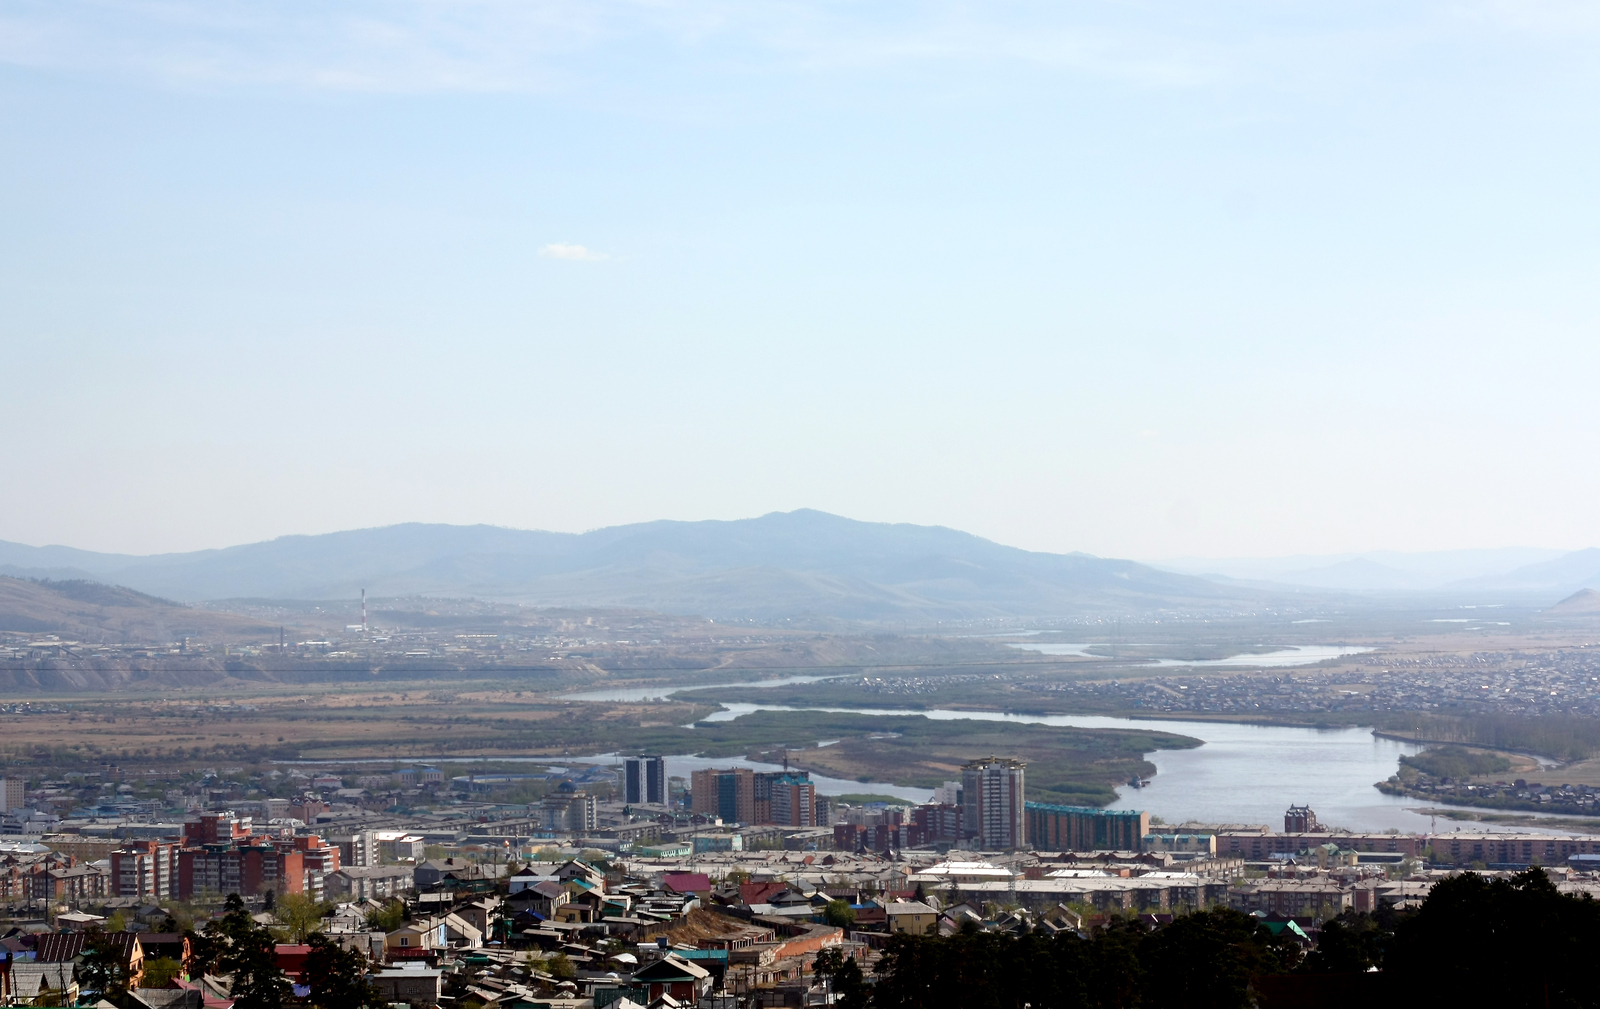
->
[111,840,181,900]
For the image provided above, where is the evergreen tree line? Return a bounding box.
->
[817,869,1600,1009]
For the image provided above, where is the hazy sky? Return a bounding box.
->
[3,1,1599,560]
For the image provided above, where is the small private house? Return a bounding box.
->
[507,879,567,919]
[454,896,502,937]
[660,873,712,901]
[368,962,444,1005]
[6,961,80,1006]
[273,944,314,978]
[631,953,714,1004]
[441,912,484,949]
[54,912,106,932]
[36,930,146,986]
[137,932,191,975]
[126,989,205,1008]
[387,919,448,959]
[886,900,939,936]
[555,859,605,887]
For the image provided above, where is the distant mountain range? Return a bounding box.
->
[1450,549,1600,594]
[1156,546,1600,597]
[0,511,1253,621]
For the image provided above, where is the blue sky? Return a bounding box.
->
[3,1,1599,559]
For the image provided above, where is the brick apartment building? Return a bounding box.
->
[111,840,181,900]
[117,813,345,900]
[690,769,819,827]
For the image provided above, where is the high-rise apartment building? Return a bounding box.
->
[961,757,1027,851]
[767,774,816,827]
[690,768,815,826]
[111,840,181,900]
[1284,805,1319,833]
[625,756,667,805]
[0,778,23,812]
[331,830,377,869]
[691,768,753,822]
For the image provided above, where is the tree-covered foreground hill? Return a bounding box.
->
[840,868,1599,1009]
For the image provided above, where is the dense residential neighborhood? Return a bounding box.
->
[3,754,1600,1006]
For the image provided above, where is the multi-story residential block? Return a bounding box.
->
[29,862,110,902]
[1216,832,1426,860]
[911,803,963,845]
[691,768,754,823]
[1229,879,1352,918]
[111,840,181,900]
[766,775,816,827]
[331,830,377,869]
[962,757,1027,851]
[294,835,342,900]
[177,841,305,899]
[625,756,667,805]
[1284,805,1320,833]
[690,768,817,826]
[325,865,416,901]
[1026,804,1150,852]
[541,791,598,833]
[376,831,427,862]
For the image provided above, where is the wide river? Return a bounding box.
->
[563,673,1595,836]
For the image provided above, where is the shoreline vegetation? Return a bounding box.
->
[1373,744,1600,818]
[0,684,1201,807]
[673,679,1600,763]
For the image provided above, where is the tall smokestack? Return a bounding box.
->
[361,589,367,635]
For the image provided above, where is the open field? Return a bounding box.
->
[0,684,713,764]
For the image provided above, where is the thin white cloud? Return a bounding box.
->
[539,243,609,262]
[0,1,1593,96]
[0,0,1243,94]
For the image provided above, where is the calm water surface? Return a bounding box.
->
[563,677,1598,835]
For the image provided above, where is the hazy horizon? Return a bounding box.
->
[6,2,1600,559]
[0,511,1588,568]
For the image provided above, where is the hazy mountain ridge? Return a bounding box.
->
[1448,549,1600,593]
[0,511,1251,621]
[1155,546,1597,596]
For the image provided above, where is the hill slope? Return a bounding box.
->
[1549,588,1600,615]
[0,511,1254,620]
[0,577,282,642]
